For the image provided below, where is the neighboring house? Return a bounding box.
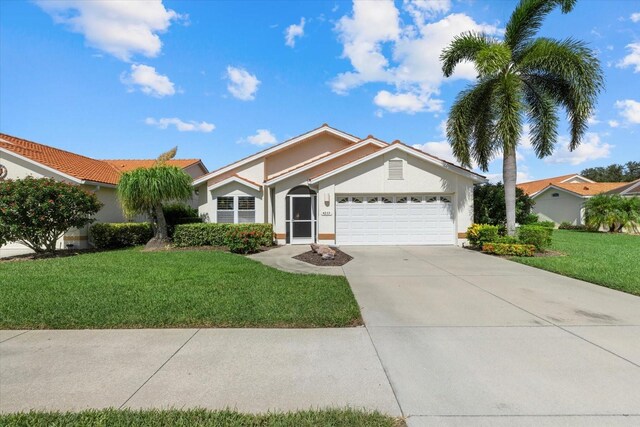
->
[0,133,207,257]
[605,178,640,197]
[193,124,486,246]
[518,174,628,225]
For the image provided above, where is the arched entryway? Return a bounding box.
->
[286,186,317,244]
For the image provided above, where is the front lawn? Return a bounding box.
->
[0,408,404,427]
[511,230,640,296]
[0,249,362,329]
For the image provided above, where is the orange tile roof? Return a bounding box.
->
[551,182,628,196]
[104,159,201,172]
[0,133,202,186]
[518,174,583,195]
[1,133,121,185]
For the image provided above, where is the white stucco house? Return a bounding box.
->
[518,174,628,226]
[193,124,486,246]
[0,132,207,257]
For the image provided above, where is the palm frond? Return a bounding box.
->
[441,31,495,77]
[505,0,576,52]
[523,79,559,157]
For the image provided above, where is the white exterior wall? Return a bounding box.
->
[204,181,264,224]
[532,188,584,225]
[271,150,475,245]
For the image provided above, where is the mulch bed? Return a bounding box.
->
[293,248,353,267]
[0,248,105,263]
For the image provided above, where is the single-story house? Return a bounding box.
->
[193,124,486,246]
[0,132,207,257]
[518,174,628,226]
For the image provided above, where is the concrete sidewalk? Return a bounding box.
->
[0,328,400,415]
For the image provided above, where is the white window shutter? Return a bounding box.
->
[388,159,403,180]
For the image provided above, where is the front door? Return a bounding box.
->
[289,195,316,244]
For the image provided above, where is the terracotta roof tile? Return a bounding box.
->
[551,182,628,196]
[0,133,202,186]
[518,174,582,195]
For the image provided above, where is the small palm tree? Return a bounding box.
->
[441,0,603,235]
[117,149,193,246]
[585,194,640,232]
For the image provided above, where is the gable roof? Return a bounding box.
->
[0,133,205,186]
[308,141,486,184]
[539,182,628,197]
[207,174,262,192]
[604,178,640,195]
[1,133,121,185]
[192,124,360,186]
[518,174,595,196]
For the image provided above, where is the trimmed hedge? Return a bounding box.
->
[173,223,273,247]
[559,222,591,231]
[90,223,153,249]
[537,220,556,229]
[482,243,535,257]
[517,224,553,251]
[466,224,500,247]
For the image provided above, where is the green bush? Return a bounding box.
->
[492,235,519,244]
[162,203,202,238]
[90,223,154,249]
[173,223,273,248]
[537,220,556,229]
[520,213,539,225]
[482,243,535,257]
[559,222,591,231]
[466,224,501,247]
[473,183,535,226]
[225,228,266,254]
[517,225,553,251]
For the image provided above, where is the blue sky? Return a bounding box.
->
[1,0,639,182]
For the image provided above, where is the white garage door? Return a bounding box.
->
[336,195,455,245]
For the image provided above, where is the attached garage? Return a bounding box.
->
[335,194,456,245]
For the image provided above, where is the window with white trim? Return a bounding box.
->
[388,159,403,180]
[217,196,255,223]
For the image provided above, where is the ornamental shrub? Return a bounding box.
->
[225,228,265,254]
[90,223,154,249]
[466,224,500,247]
[173,223,273,248]
[558,222,591,231]
[517,225,553,251]
[162,203,202,238]
[473,183,535,226]
[0,177,102,253]
[537,220,556,229]
[482,243,535,257]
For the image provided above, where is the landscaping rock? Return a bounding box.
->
[317,246,336,258]
[310,243,320,253]
[321,252,335,260]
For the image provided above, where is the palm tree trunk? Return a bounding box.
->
[154,203,169,241]
[503,148,517,236]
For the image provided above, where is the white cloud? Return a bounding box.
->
[331,1,501,114]
[608,120,620,128]
[145,117,214,133]
[545,133,612,165]
[226,66,260,101]
[285,18,305,47]
[36,0,182,61]
[587,114,600,125]
[615,99,640,124]
[374,90,442,113]
[413,140,457,163]
[239,129,277,146]
[631,12,640,23]
[121,64,175,97]
[617,43,640,73]
[403,0,451,26]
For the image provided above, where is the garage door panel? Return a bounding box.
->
[336,195,455,245]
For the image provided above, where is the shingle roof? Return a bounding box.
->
[517,174,581,196]
[0,133,202,186]
[605,178,640,195]
[547,182,627,196]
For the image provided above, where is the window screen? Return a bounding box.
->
[217,197,234,223]
[238,197,255,223]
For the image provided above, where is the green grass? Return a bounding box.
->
[0,408,405,427]
[511,230,640,296]
[0,248,362,329]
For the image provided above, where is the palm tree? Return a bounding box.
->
[441,0,603,235]
[117,149,193,247]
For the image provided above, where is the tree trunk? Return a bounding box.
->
[503,147,517,236]
[153,203,169,241]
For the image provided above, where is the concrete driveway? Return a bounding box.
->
[343,246,640,426]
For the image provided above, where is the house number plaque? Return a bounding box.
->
[321,211,332,216]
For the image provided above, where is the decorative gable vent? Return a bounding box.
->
[388,159,403,180]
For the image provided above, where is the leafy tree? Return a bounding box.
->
[117,166,193,246]
[581,161,640,182]
[584,194,640,232]
[441,0,603,235]
[0,177,102,253]
[474,183,535,226]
